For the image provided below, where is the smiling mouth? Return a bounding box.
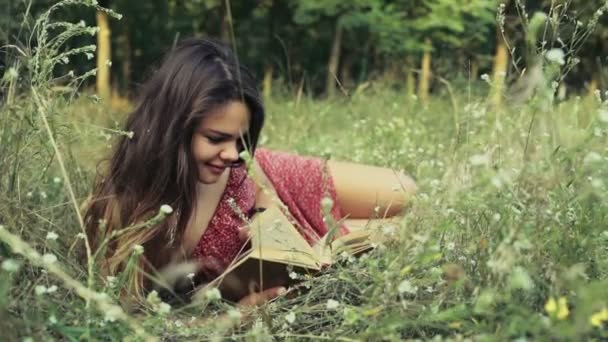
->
[205,163,226,174]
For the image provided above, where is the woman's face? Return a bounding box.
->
[191,101,251,184]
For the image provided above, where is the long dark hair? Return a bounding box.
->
[84,38,264,299]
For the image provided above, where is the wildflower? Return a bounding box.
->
[133,245,144,255]
[156,302,171,315]
[40,191,48,199]
[42,253,57,265]
[146,290,162,306]
[599,109,608,123]
[126,131,134,139]
[46,285,58,293]
[288,271,299,280]
[106,276,117,287]
[398,280,417,295]
[321,197,334,212]
[545,48,565,65]
[46,231,59,241]
[35,285,47,296]
[76,233,86,239]
[1,259,20,272]
[205,288,222,302]
[545,297,569,320]
[227,309,242,321]
[583,152,602,165]
[186,272,195,280]
[159,204,173,215]
[469,153,490,166]
[326,299,340,310]
[590,308,608,327]
[104,306,123,322]
[480,74,491,84]
[53,177,61,184]
[285,311,296,324]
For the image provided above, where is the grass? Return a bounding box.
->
[1,2,608,340]
[1,80,608,340]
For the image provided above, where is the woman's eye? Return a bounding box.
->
[206,136,224,144]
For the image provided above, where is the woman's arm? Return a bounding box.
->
[328,160,417,219]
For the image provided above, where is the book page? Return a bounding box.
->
[249,205,322,267]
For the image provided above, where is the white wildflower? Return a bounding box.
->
[46,285,58,293]
[326,299,340,310]
[205,287,222,301]
[1,259,20,272]
[35,285,47,296]
[583,152,602,165]
[159,204,173,215]
[469,153,490,166]
[285,311,296,324]
[106,276,117,287]
[156,302,171,315]
[133,245,144,255]
[446,242,455,251]
[288,271,299,280]
[545,48,565,65]
[42,253,57,265]
[480,74,491,84]
[53,177,61,184]
[227,309,242,321]
[40,191,47,199]
[321,197,334,212]
[599,109,608,123]
[398,279,418,295]
[104,306,123,322]
[46,231,59,241]
[382,224,396,236]
[48,315,57,324]
[186,272,195,280]
[126,131,134,139]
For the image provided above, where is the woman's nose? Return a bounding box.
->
[219,143,239,162]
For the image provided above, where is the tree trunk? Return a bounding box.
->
[263,66,273,99]
[96,9,112,101]
[220,1,231,44]
[492,30,509,107]
[470,59,479,81]
[326,21,343,97]
[119,24,131,96]
[418,38,432,102]
[405,56,415,99]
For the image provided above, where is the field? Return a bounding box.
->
[1,69,608,340]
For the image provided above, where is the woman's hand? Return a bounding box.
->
[237,286,286,307]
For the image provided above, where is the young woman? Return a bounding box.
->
[84,38,417,306]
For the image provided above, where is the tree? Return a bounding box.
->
[96,0,112,100]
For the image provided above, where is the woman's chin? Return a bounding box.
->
[197,169,224,185]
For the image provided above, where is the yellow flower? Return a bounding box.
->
[556,297,569,320]
[545,297,569,320]
[545,297,557,315]
[590,308,608,328]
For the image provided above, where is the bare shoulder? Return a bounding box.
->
[327,160,417,219]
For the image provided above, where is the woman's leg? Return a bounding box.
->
[328,160,417,220]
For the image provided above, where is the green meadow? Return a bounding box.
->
[1,1,608,341]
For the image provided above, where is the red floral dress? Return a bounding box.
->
[190,148,347,276]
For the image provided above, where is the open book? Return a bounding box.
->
[209,205,373,301]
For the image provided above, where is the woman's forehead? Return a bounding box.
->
[197,101,250,134]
